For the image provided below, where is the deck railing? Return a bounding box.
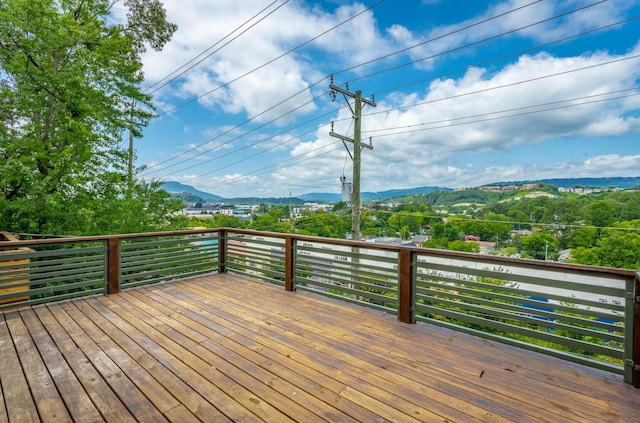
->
[1,228,638,386]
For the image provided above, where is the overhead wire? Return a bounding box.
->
[143,0,613,177]
[143,0,287,95]
[364,54,640,119]
[346,0,608,86]
[142,0,389,175]
[363,89,640,138]
[150,18,640,183]
[140,2,638,195]
[156,0,387,117]
[169,83,637,191]
[332,0,546,78]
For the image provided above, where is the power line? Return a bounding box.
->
[143,91,339,178]
[141,5,638,195]
[363,55,640,119]
[333,0,546,77]
[346,0,608,86]
[141,3,627,176]
[369,14,640,98]
[143,0,287,95]
[209,62,639,188]
[142,0,547,172]
[363,89,640,138]
[156,0,387,116]
[177,84,638,194]
[182,142,345,191]
[142,11,637,179]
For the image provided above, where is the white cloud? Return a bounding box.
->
[140,1,640,197]
[268,47,640,194]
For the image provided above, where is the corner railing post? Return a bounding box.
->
[398,248,414,324]
[285,236,294,292]
[633,272,640,387]
[107,237,120,295]
[218,229,227,274]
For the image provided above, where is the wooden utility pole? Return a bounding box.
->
[127,99,136,196]
[329,81,376,241]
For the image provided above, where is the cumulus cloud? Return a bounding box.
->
[138,1,640,197]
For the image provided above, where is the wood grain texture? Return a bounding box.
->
[0,273,638,422]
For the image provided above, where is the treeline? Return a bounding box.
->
[187,186,640,270]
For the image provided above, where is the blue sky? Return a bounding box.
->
[133,0,640,198]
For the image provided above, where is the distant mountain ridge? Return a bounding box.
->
[160,181,224,201]
[161,176,639,203]
[298,186,450,202]
[518,177,640,189]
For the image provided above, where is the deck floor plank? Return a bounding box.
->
[0,313,40,423]
[40,302,174,422]
[0,273,638,422]
[61,300,232,423]
[180,278,582,422]
[22,306,127,423]
[97,293,328,423]
[163,278,514,423]
[196,275,622,422]
[92,295,300,423]
[79,296,265,423]
[143,279,456,422]
[3,311,71,422]
[127,286,388,423]
[119,288,360,423]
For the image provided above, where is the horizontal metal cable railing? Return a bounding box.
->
[0,238,106,309]
[413,252,630,374]
[1,228,638,385]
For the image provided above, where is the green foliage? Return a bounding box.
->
[0,0,177,235]
[520,232,559,260]
[586,200,617,228]
[450,213,511,241]
[447,240,480,253]
[388,211,423,234]
[565,227,597,249]
[571,231,640,269]
[331,201,348,212]
[294,212,350,238]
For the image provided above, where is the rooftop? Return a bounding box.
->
[2,273,638,422]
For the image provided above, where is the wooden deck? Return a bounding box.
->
[0,274,638,422]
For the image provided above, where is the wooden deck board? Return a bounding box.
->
[0,273,638,422]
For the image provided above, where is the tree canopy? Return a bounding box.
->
[0,0,178,235]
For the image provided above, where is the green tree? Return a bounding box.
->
[214,214,244,228]
[586,200,616,229]
[565,227,597,249]
[0,0,177,234]
[520,232,559,260]
[447,240,480,253]
[294,212,349,238]
[388,211,424,234]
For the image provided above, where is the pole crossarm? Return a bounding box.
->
[329,131,373,149]
[330,84,377,107]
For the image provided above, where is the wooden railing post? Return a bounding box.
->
[398,248,414,324]
[218,229,227,274]
[633,272,640,387]
[285,236,294,292]
[107,237,120,295]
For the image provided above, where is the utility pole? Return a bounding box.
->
[329,79,376,241]
[127,99,136,197]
